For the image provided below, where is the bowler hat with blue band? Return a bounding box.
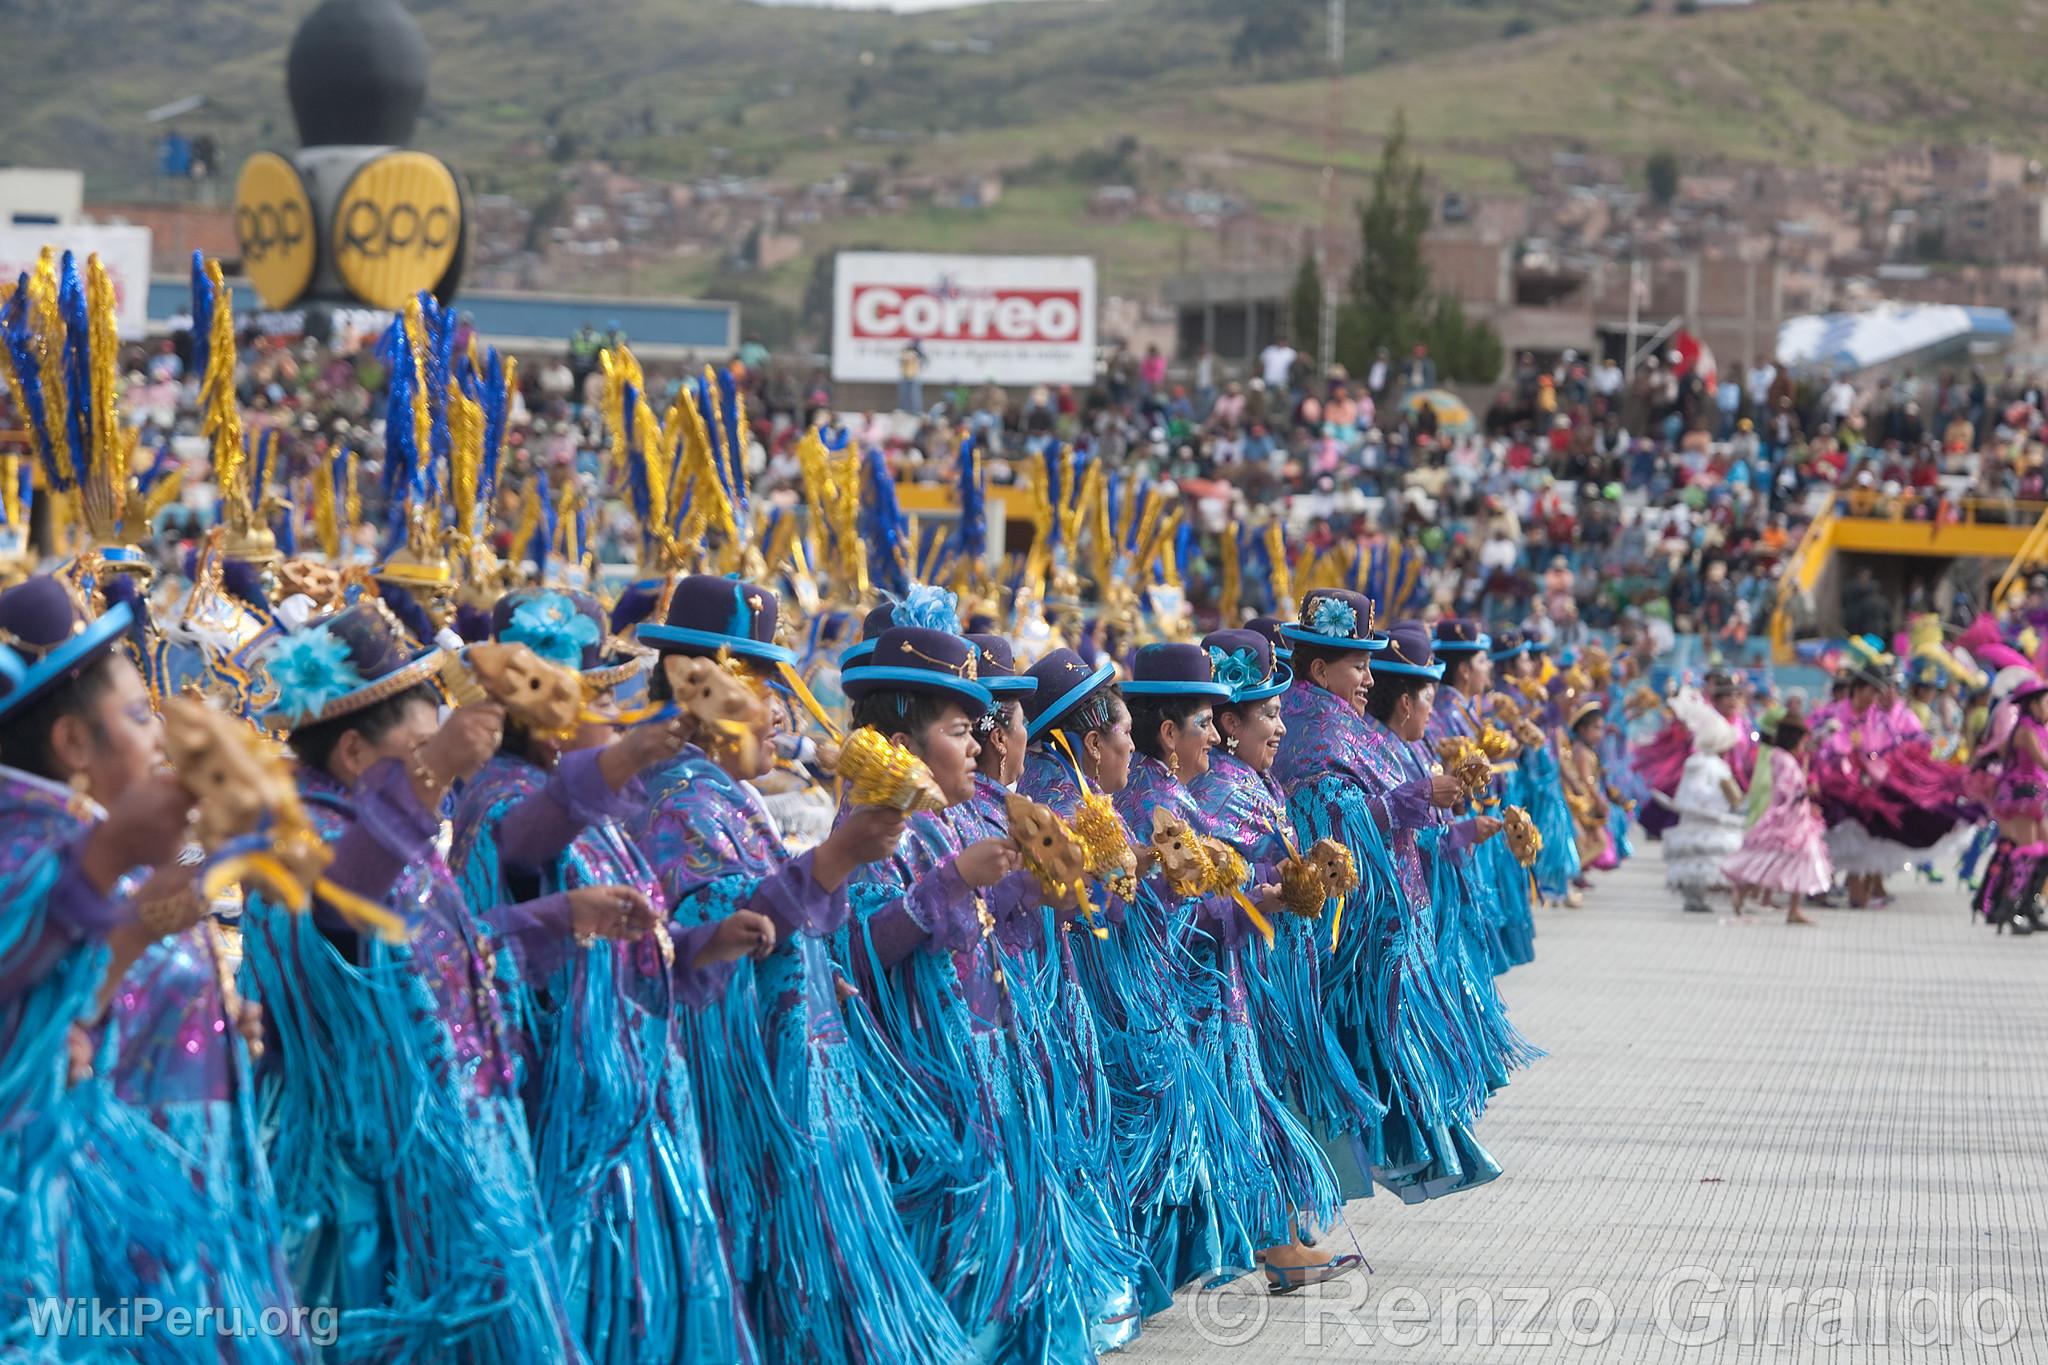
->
[636,574,795,666]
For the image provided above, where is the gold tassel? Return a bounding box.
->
[1266,521,1293,617]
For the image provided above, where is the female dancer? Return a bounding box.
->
[1188,628,1362,1292]
[1428,620,1534,968]
[1272,591,1502,1205]
[628,576,970,1365]
[245,600,598,1361]
[1018,647,1242,1307]
[0,576,298,1360]
[1722,715,1827,925]
[837,622,1139,1361]
[449,587,768,1363]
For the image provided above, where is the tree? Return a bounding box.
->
[1426,294,1505,384]
[1289,256,1323,352]
[1334,110,1436,374]
[1646,150,1680,206]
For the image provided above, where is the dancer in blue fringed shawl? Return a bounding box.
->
[1271,590,1505,1206]
[242,601,587,1363]
[836,620,1143,1362]
[1017,647,1251,1305]
[449,588,769,1365]
[0,577,301,1362]
[967,634,1155,1353]
[1425,621,1535,971]
[1183,630,1366,1294]
[1373,623,1540,1112]
[626,576,972,1365]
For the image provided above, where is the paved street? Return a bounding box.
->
[1129,853,2043,1363]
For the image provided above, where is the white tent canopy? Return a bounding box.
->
[1776,304,2013,374]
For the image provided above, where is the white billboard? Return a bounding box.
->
[0,225,154,338]
[832,251,1097,386]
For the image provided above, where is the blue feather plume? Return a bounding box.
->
[946,434,984,568]
[0,275,62,490]
[188,250,214,384]
[714,365,747,522]
[56,252,93,493]
[859,447,909,599]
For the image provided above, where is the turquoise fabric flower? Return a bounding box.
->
[506,592,601,668]
[891,583,961,634]
[1307,595,1358,640]
[262,623,366,725]
[1207,645,1262,695]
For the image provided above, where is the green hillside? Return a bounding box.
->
[4,0,2042,316]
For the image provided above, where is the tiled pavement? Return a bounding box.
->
[1125,852,2043,1363]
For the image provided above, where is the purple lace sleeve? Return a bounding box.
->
[667,919,735,1007]
[1193,889,1252,951]
[748,850,847,939]
[1377,776,1437,833]
[321,758,437,907]
[867,860,983,969]
[1443,818,1481,857]
[53,838,126,937]
[481,892,574,980]
[500,750,639,872]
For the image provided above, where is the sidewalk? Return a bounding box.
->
[1128,853,2041,1362]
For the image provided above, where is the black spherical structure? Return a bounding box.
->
[287,0,430,147]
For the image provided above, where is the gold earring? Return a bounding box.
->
[67,771,92,818]
[1167,750,1182,780]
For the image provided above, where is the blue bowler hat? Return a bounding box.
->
[1246,615,1293,662]
[260,598,445,728]
[1432,618,1491,654]
[1279,589,1390,653]
[1023,646,1117,739]
[0,577,122,721]
[967,633,1038,697]
[493,587,645,690]
[1202,628,1291,704]
[841,627,993,709]
[838,603,899,669]
[637,574,795,666]
[1371,621,1444,679]
[1488,627,1528,662]
[1122,642,1233,700]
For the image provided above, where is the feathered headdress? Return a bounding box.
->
[0,250,177,561]
[1669,685,1738,756]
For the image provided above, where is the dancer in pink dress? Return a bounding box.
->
[1723,716,1828,925]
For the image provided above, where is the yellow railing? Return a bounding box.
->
[1770,503,1836,663]
[1995,500,2048,605]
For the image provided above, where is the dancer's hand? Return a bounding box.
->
[1471,815,1504,844]
[693,910,777,967]
[954,839,1021,889]
[567,885,660,940]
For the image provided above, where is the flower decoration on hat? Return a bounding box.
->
[505,591,601,669]
[262,623,366,726]
[1207,645,1262,695]
[1306,595,1358,640]
[891,583,962,634]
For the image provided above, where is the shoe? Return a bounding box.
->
[1265,1253,1366,1296]
[1683,899,1711,913]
